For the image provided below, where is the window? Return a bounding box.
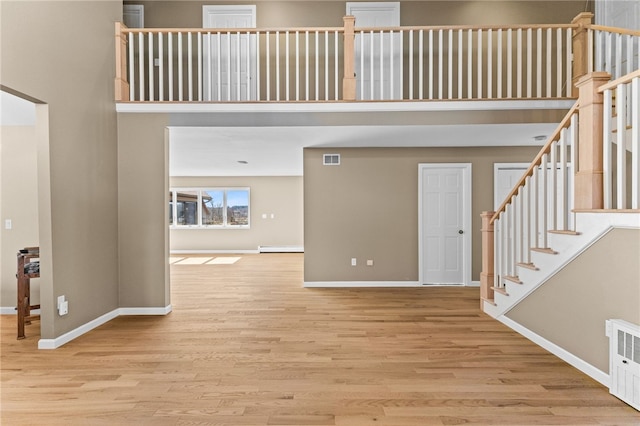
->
[170,188,250,228]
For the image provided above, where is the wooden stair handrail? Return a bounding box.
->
[587,24,640,38]
[490,102,580,224]
[597,69,640,93]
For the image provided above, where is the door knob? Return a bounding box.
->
[458,230,464,234]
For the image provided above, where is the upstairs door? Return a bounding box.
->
[346,2,401,100]
[419,164,471,285]
[203,5,257,101]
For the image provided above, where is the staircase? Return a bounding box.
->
[481,66,640,318]
[483,211,640,318]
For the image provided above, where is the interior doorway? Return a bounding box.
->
[418,163,471,286]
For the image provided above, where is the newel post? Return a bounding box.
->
[571,12,594,97]
[343,15,356,101]
[574,72,611,210]
[115,22,130,102]
[480,211,495,308]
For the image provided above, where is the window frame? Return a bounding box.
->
[169,187,250,229]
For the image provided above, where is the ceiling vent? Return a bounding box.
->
[323,154,340,166]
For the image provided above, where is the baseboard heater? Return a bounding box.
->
[606,319,640,411]
[258,246,304,253]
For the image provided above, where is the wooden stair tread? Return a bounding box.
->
[504,275,523,284]
[481,297,497,306]
[517,262,539,271]
[531,247,558,254]
[491,286,509,296]
[548,230,581,235]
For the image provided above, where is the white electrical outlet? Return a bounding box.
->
[4,219,12,230]
[59,301,68,316]
[57,295,68,316]
[351,258,357,266]
[367,259,374,266]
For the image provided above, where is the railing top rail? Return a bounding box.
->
[598,69,640,92]
[119,22,578,35]
[121,26,345,34]
[490,102,580,224]
[588,24,640,37]
[354,23,577,32]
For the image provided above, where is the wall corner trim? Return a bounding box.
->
[37,305,172,350]
[498,315,610,387]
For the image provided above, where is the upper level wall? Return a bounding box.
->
[128,1,590,28]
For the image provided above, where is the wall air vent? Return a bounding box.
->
[607,319,640,411]
[323,154,340,166]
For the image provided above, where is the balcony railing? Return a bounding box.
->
[115,13,640,103]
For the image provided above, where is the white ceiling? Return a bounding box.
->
[169,122,558,176]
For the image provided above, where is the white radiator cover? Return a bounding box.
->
[606,319,640,411]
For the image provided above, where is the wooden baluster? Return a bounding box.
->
[616,83,628,208]
[478,29,483,99]
[168,32,173,101]
[487,29,492,99]
[517,28,522,98]
[266,32,271,101]
[527,28,532,98]
[114,22,130,101]
[559,128,568,229]
[139,32,145,101]
[447,29,452,99]
[632,76,640,208]
[306,31,310,101]
[316,31,320,101]
[128,32,135,101]
[550,142,558,230]
[428,29,433,100]
[507,28,512,98]
[296,31,300,101]
[458,29,463,99]
[286,31,290,101]
[497,29,502,99]
[419,29,424,99]
[159,32,164,101]
[603,88,613,209]
[325,31,329,100]
[335,31,339,100]
[480,212,495,306]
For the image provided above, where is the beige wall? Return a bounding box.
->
[506,228,640,373]
[0,125,40,307]
[170,176,303,252]
[1,1,122,339]
[132,1,589,28]
[303,146,540,283]
[117,114,171,308]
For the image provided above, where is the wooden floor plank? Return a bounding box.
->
[1,253,637,425]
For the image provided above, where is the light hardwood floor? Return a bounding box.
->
[1,254,638,425]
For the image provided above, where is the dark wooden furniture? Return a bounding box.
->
[17,247,40,339]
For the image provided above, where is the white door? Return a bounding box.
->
[203,6,257,101]
[494,163,528,210]
[419,164,471,285]
[346,2,401,100]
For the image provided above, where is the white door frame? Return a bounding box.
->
[346,2,401,100]
[493,163,528,210]
[202,5,257,101]
[418,163,472,286]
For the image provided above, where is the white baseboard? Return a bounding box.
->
[304,281,422,288]
[467,280,481,287]
[498,315,610,387]
[259,246,304,253]
[170,249,259,254]
[37,305,172,350]
[119,305,172,315]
